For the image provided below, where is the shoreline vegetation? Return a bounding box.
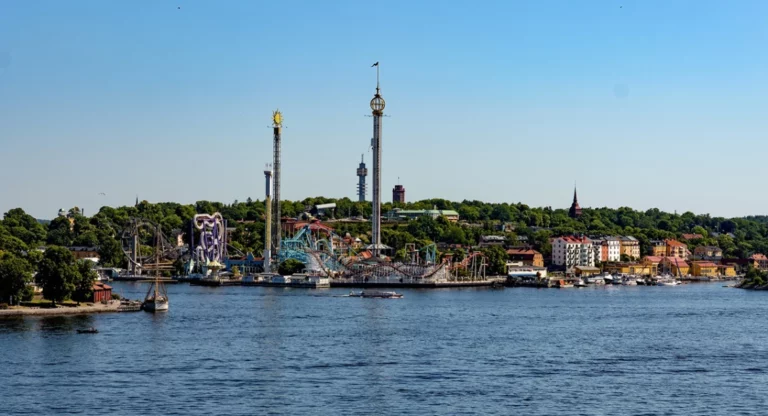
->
[4,202,768,304]
[734,268,768,290]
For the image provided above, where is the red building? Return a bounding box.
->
[392,184,406,203]
[92,282,112,303]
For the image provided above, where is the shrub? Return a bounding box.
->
[111,293,121,300]
[0,303,9,310]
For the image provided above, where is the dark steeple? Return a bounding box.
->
[569,185,582,218]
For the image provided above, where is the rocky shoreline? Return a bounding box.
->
[0,300,121,317]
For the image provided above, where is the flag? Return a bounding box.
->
[371,62,379,67]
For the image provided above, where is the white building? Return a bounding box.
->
[552,236,595,272]
[605,237,621,262]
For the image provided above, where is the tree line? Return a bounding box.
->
[2,198,768,299]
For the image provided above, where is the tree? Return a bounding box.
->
[97,237,124,267]
[278,259,305,276]
[0,253,33,304]
[481,246,507,276]
[36,246,79,304]
[47,216,74,246]
[74,260,98,302]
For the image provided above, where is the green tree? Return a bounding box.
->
[97,237,124,267]
[0,253,34,304]
[47,216,74,246]
[278,259,305,276]
[74,260,98,301]
[36,246,80,304]
[481,246,508,276]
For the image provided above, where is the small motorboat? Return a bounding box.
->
[77,328,98,334]
[350,290,404,298]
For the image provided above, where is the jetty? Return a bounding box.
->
[0,300,123,317]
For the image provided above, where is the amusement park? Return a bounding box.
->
[111,64,496,289]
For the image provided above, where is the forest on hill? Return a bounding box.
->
[1,198,767,275]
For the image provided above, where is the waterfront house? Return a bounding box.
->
[604,262,652,276]
[590,237,620,263]
[619,236,641,260]
[718,264,737,277]
[642,256,663,275]
[665,239,688,259]
[552,236,594,272]
[574,266,601,277]
[691,261,719,277]
[506,248,544,267]
[92,282,112,303]
[650,240,667,257]
[693,246,723,260]
[660,257,690,276]
[750,253,768,271]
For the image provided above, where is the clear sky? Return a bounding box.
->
[1,0,766,219]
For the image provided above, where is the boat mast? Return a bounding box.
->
[154,224,160,298]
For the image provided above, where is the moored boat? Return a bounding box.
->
[142,226,169,312]
[350,290,404,298]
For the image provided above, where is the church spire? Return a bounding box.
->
[569,183,582,218]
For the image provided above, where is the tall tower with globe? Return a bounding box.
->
[370,62,385,257]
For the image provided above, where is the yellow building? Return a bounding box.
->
[661,257,690,276]
[604,263,652,276]
[651,241,667,257]
[665,239,688,259]
[692,262,719,277]
[620,236,641,260]
[718,264,737,277]
[642,256,663,275]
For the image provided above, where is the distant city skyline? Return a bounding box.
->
[1,1,767,219]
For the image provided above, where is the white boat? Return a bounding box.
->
[142,287,169,312]
[574,278,587,288]
[622,277,637,286]
[656,275,680,286]
[585,276,605,285]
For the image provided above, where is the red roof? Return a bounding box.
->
[663,257,689,268]
[682,233,704,240]
[644,256,663,263]
[506,248,542,256]
[556,236,591,244]
[665,239,686,247]
[750,253,768,261]
[92,282,112,291]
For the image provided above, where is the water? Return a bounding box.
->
[2,282,767,415]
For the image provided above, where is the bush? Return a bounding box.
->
[111,293,121,300]
[0,303,9,310]
[278,259,305,276]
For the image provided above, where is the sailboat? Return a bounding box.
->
[143,226,169,312]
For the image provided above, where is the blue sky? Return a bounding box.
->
[1,0,767,219]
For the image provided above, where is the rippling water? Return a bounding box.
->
[1,282,767,415]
